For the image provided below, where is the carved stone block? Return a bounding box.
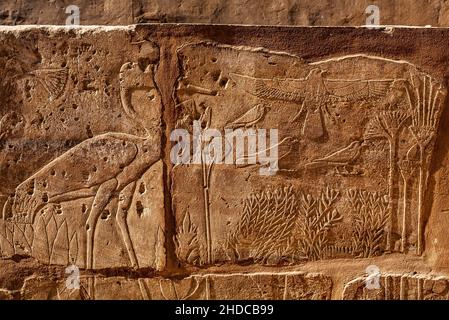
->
[173,42,447,266]
[21,272,332,300]
[0,25,449,300]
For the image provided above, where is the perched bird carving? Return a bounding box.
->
[305,140,367,170]
[230,69,398,140]
[225,104,270,129]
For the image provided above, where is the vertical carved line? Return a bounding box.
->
[417,147,425,256]
[417,278,423,300]
[401,179,408,253]
[400,275,407,300]
[283,275,288,300]
[399,159,416,253]
[205,276,211,300]
[384,276,391,300]
[386,136,398,252]
[87,276,95,301]
[138,278,151,300]
[130,0,134,23]
[201,152,212,264]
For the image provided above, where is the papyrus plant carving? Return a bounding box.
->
[174,99,214,264]
[404,71,445,255]
[364,109,409,251]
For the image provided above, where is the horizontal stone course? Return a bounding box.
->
[1,1,449,27]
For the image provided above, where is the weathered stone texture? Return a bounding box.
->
[2,1,449,26]
[343,274,449,300]
[21,272,332,300]
[1,25,449,299]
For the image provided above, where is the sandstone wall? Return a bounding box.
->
[1,25,449,299]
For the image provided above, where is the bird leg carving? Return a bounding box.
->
[116,181,138,269]
[85,178,118,269]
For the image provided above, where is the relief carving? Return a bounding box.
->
[343,273,449,300]
[21,272,332,300]
[1,26,449,300]
[172,42,447,266]
[0,37,165,270]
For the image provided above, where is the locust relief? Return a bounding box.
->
[172,43,447,266]
[0,34,166,270]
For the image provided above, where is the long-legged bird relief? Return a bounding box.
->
[2,42,162,269]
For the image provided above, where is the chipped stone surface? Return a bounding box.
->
[173,42,446,266]
[1,25,449,299]
[343,273,449,300]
